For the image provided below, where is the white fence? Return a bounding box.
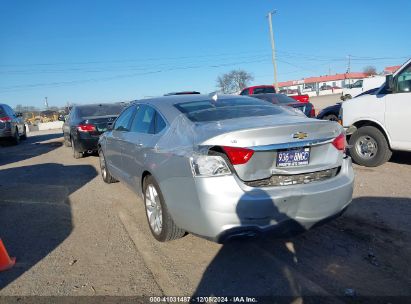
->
[37,121,64,131]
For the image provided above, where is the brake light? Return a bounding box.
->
[309,108,316,117]
[77,124,96,132]
[0,116,11,122]
[332,133,346,151]
[222,146,254,165]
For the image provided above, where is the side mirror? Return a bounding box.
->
[386,74,394,92]
[107,122,113,131]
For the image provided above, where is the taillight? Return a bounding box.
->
[310,108,316,117]
[77,124,96,132]
[332,133,346,151]
[222,146,254,165]
[0,116,11,122]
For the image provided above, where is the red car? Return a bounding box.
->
[241,85,309,103]
[240,85,276,95]
[290,94,309,103]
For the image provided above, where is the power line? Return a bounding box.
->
[0,58,271,93]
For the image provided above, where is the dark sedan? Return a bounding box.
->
[251,93,316,118]
[62,103,125,158]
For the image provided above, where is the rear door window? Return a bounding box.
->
[130,105,156,134]
[154,112,166,133]
[114,106,136,132]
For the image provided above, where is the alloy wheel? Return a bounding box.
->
[99,152,107,180]
[145,184,163,235]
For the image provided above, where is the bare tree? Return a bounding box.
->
[363,66,377,76]
[216,69,254,94]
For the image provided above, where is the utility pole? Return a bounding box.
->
[346,55,351,74]
[267,11,279,92]
[44,97,48,109]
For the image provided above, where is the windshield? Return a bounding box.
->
[77,104,124,117]
[174,98,284,122]
[351,80,363,88]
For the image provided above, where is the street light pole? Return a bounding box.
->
[268,10,279,92]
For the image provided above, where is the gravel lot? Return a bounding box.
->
[0,130,410,301]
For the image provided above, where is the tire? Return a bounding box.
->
[64,135,72,147]
[12,127,20,145]
[20,126,27,140]
[349,126,392,167]
[323,114,339,121]
[143,175,185,242]
[71,138,83,159]
[98,148,117,183]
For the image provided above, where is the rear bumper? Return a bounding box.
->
[75,137,99,152]
[167,157,354,242]
[0,127,12,139]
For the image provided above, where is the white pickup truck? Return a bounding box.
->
[342,58,411,167]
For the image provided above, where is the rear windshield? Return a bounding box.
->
[174,98,283,122]
[77,104,123,117]
[255,94,296,104]
[274,94,297,104]
[0,107,6,116]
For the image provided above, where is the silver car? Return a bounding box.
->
[98,95,354,242]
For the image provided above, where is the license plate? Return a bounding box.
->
[276,147,310,167]
[96,124,107,132]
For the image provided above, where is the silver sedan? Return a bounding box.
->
[98,94,354,242]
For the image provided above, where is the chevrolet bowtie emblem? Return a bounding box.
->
[293,132,308,140]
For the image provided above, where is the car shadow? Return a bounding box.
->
[0,132,63,166]
[192,196,411,301]
[0,163,97,291]
[389,151,411,165]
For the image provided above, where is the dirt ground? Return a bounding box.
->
[0,130,410,302]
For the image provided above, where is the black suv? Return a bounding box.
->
[0,103,26,144]
[62,103,125,158]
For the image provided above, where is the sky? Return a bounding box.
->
[1,0,410,108]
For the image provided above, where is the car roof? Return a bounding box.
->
[73,102,125,108]
[246,85,274,88]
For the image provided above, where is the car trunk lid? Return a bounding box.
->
[197,117,344,181]
[79,115,117,136]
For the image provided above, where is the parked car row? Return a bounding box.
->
[3,58,409,245]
